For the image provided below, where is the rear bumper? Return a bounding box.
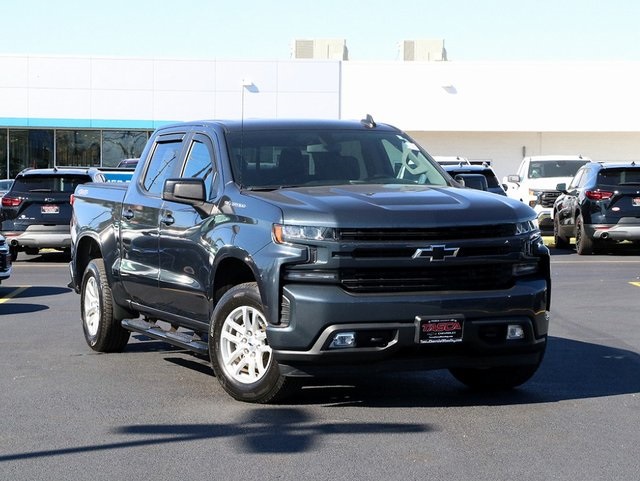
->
[588,221,640,241]
[268,279,550,375]
[3,225,71,250]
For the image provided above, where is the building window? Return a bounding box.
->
[56,130,101,167]
[9,129,54,177]
[102,130,150,167]
[0,129,7,178]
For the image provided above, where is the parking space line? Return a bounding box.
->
[0,286,29,304]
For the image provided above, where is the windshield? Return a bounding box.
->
[598,168,640,186]
[14,175,91,193]
[226,129,448,189]
[528,160,588,178]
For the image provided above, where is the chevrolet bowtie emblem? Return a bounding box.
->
[412,245,460,261]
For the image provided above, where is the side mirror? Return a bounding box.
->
[556,182,567,193]
[507,174,521,183]
[163,178,216,216]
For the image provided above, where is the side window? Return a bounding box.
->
[182,136,217,200]
[142,139,183,195]
[577,169,592,189]
[568,170,584,190]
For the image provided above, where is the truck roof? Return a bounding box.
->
[156,118,401,134]
[524,155,590,162]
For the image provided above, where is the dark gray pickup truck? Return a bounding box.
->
[69,117,551,403]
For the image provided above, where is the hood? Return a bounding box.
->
[248,184,534,227]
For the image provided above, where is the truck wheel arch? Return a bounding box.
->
[75,235,104,286]
[213,255,259,302]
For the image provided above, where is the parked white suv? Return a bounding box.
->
[504,155,590,232]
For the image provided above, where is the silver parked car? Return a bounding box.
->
[0,179,13,198]
[0,233,12,283]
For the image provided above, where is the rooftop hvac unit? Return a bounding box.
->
[293,39,349,60]
[402,39,447,61]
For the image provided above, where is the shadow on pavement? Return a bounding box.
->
[282,336,640,407]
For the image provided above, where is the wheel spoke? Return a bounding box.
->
[219,304,273,384]
[221,329,242,345]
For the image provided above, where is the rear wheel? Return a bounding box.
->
[575,214,594,255]
[553,216,570,249]
[81,258,130,352]
[209,282,292,403]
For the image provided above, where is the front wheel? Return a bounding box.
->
[553,216,570,249]
[209,282,292,403]
[81,258,130,352]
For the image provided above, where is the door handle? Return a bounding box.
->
[161,214,175,226]
[122,208,135,220]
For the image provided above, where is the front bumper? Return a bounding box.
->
[0,249,11,281]
[268,278,549,375]
[533,207,553,232]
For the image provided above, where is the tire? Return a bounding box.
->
[81,258,130,352]
[209,282,292,403]
[575,214,594,255]
[449,362,542,390]
[553,215,570,249]
[9,246,18,262]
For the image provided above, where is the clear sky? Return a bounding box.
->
[2,0,640,61]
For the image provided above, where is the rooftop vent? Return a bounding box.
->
[401,39,447,61]
[293,38,349,60]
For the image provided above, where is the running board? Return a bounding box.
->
[121,318,209,356]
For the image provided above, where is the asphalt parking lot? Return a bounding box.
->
[1,247,639,481]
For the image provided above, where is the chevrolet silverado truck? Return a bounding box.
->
[69,117,551,403]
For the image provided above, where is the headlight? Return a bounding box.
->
[515,219,539,235]
[273,224,336,244]
[528,189,542,207]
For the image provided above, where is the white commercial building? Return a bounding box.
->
[2,52,640,179]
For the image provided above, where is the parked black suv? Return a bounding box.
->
[553,161,640,254]
[442,163,507,196]
[1,167,105,260]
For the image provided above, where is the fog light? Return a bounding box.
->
[329,332,356,349]
[506,324,525,340]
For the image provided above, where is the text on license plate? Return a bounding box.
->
[41,204,59,214]
[415,315,464,344]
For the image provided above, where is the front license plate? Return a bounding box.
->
[633,197,640,207]
[41,204,59,214]
[415,315,464,344]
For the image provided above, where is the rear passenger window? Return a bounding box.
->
[143,139,183,195]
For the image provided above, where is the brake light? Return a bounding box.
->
[1,196,21,207]
[585,190,613,201]
[70,194,74,205]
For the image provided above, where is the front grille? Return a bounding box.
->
[0,252,9,270]
[340,264,514,293]
[339,244,512,259]
[337,224,516,241]
[539,191,560,207]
